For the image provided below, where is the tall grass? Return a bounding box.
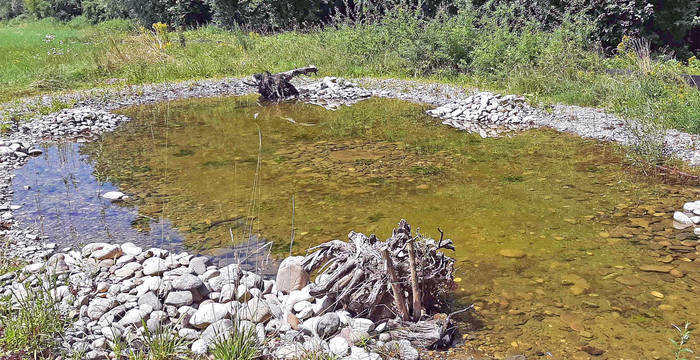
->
[209,324,258,360]
[0,279,65,357]
[0,5,698,134]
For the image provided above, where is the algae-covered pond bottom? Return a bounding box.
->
[13,96,700,359]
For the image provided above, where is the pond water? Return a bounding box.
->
[12,96,700,359]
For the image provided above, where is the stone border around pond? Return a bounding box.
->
[0,76,698,359]
[0,241,422,359]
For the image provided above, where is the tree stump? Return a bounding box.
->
[244,65,318,101]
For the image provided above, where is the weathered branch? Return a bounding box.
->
[408,238,422,321]
[383,246,410,321]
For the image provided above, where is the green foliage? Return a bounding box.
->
[0,16,698,140]
[0,0,25,21]
[472,0,698,58]
[0,280,65,356]
[140,319,191,360]
[111,319,191,360]
[23,0,81,20]
[95,18,136,32]
[82,0,209,27]
[207,0,331,31]
[671,322,694,360]
[209,324,259,360]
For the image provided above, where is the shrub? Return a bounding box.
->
[207,0,331,32]
[83,0,210,27]
[0,0,25,21]
[67,14,90,28]
[95,18,135,32]
[23,0,81,20]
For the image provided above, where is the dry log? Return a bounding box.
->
[244,65,318,101]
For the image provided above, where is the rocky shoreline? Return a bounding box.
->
[0,239,425,359]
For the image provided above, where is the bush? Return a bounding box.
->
[67,14,89,28]
[0,0,25,21]
[94,18,135,32]
[23,0,81,20]
[207,0,330,31]
[83,0,209,27]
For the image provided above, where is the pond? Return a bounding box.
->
[12,96,700,359]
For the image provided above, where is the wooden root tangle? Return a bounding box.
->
[302,220,461,348]
[244,65,318,101]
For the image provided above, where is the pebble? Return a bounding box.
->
[638,265,674,273]
[650,291,664,299]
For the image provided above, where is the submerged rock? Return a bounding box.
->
[102,191,128,201]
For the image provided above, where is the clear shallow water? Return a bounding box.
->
[13,143,182,249]
[12,95,700,359]
[12,143,278,272]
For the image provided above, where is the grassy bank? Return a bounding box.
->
[1,15,699,135]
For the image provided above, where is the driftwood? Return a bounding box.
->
[244,65,318,101]
[302,220,460,348]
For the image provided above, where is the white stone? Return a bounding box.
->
[293,300,312,313]
[115,262,142,279]
[275,256,309,294]
[102,191,127,200]
[142,257,169,276]
[164,291,193,307]
[121,242,142,256]
[348,346,381,360]
[239,297,272,324]
[90,244,123,260]
[87,298,117,320]
[172,274,203,290]
[201,318,233,344]
[283,288,312,311]
[190,302,230,328]
[329,336,350,356]
[275,344,305,360]
[675,211,693,225]
[351,318,375,332]
[191,339,208,354]
[118,308,147,327]
[100,326,122,341]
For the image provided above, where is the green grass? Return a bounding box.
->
[0,281,65,357]
[209,325,258,360]
[0,16,698,136]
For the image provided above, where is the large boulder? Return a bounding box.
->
[239,297,272,324]
[275,256,309,294]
